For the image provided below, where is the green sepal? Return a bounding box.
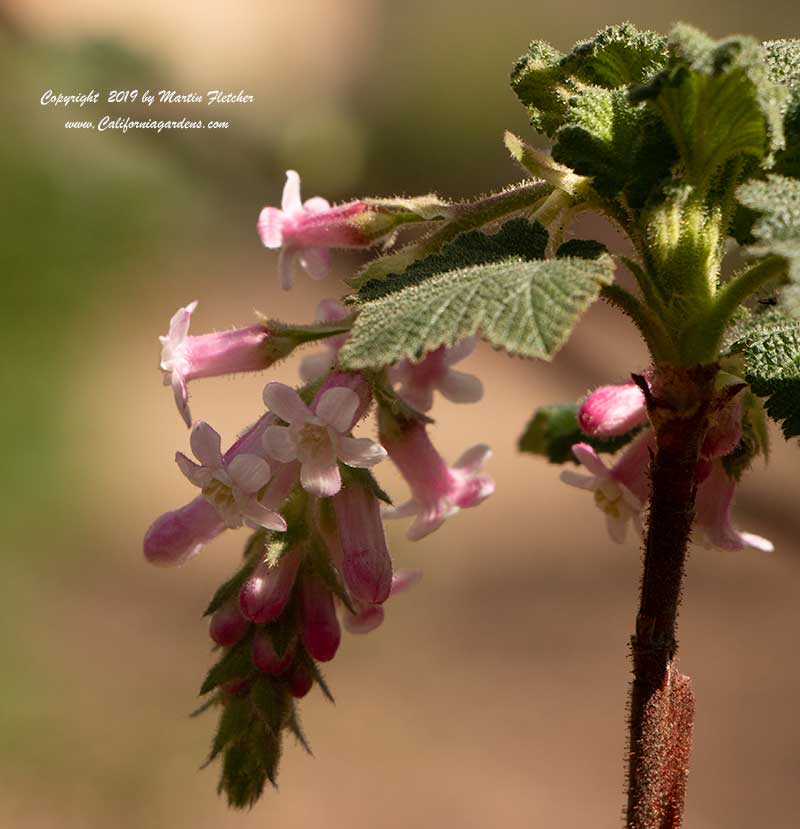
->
[286,703,312,754]
[722,390,770,480]
[340,464,392,506]
[518,403,642,463]
[203,532,267,617]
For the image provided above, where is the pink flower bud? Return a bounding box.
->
[143,496,225,566]
[286,660,313,699]
[299,575,341,662]
[252,630,294,675]
[209,600,251,647]
[239,548,302,623]
[333,483,393,604]
[343,603,385,634]
[578,381,648,437]
[221,677,252,697]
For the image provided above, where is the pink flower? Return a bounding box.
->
[342,570,422,634]
[262,382,386,498]
[380,419,494,540]
[694,462,773,552]
[299,299,351,382]
[299,574,341,662]
[286,660,313,699]
[560,434,654,543]
[389,338,484,413]
[578,381,648,437]
[209,599,251,647]
[176,421,287,531]
[159,301,274,427]
[332,482,393,604]
[701,390,744,460]
[143,495,225,567]
[239,546,303,623]
[257,170,371,290]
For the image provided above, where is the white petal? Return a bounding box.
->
[390,569,422,595]
[171,371,191,428]
[407,511,450,541]
[240,496,288,532]
[739,531,774,553]
[437,369,484,404]
[444,336,476,366]
[227,454,272,494]
[263,425,299,463]
[382,500,419,520]
[299,247,331,281]
[190,422,223,468]
[606,512,628,544]
[303,196,331,214]
[454,443,491,472]
[166,301,196,344]
[281,170,302,213]
[336,435,387,468]
[263,382,312,424]
[257,207,285,248]
[300,457,342,497]
[175,452,213,488]
[278,247,296,291]
[299,351,334,383]
[315,386,359,432]
[560,469,598,491]
[572,444,610,478]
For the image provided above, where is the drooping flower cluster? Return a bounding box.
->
[144,170,495,805]
[561,375,773,552]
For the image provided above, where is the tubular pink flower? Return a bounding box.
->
[239,547,303,623]
[389,338,484,413]
[160,301,278,427]
[262,380,386,498]
[252,630,294,675]
[694,462,773,552]
[299,574,341,662]
[176,421,287,532]
[286,660,313,699]
[333,483,393,604]
[299,299,351,383]
[257,170,372,290]
[209,599,251,647]
[143,496,225,567]
[578,381,648,437]
[701,391,744,460]
[560,433,654,543]
[342,569,422,635]
[380,419,494,540]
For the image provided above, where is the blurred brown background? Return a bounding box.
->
[1,1,799,827]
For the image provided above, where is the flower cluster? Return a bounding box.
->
[144,172,495,806]
[561,376,772,552]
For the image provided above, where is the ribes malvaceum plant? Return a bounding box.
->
[144,22,800,828]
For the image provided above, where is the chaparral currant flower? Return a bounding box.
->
[209,599,251,648]
[390,337,484,413]
[262,381,386,498]
[176,421,287,531]
[694,461,773,553]
[342,569,422,634]
[379,416,495,540]
[299,299,351,383]
[257,170,373,290]
[239,545,303,623]
[299,573,342,663]
[160,301,285,427]
[143,495,225,567]
[560,433,654,543]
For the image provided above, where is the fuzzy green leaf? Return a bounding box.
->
[340,222,614,369]
[737,174,800,280]
[764,40,800,178]
[200,636,255,696]
[630,25,786,187]
[729,314,800,438]
[518,403,641,463]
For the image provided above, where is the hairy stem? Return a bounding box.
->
[625,364,717,829]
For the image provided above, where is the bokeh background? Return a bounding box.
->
[2,1,799,827]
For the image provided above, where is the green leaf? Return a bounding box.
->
[728,313,800,438]
[737,174,800,280]
[722,390,769,480]
[518,403,641,463]
[340,220,613,369]
[764,40,800,178]
[630,25,787,187]
[511,40,569,136]
[204,694,250,766]
[355,215,548,298]
[250,676,291,736]
[363,194,454,221]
